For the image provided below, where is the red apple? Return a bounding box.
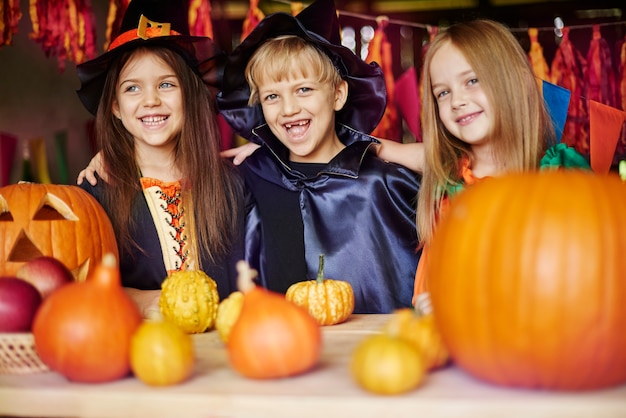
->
[16,256,74,299]
[0,277,42,332]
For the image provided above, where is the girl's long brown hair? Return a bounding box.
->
[95,46,243,265]
[416,19,555,243]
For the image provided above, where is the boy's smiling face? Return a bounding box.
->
[257,67,348,163]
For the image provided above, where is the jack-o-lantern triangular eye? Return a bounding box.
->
[0,195,12,222]
[34,193,79,221]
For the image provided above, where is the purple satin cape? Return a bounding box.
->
[242,124,421,313]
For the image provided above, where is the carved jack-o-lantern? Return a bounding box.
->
[0,182,118,281]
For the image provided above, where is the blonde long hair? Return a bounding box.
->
[416,19,555,243]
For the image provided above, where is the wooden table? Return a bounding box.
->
[1,314,625,418]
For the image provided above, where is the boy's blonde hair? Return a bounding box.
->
[245,35,343,106]
[417,19,555,243]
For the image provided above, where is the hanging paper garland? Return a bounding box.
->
[585,24,619,166]
[1,0,22,47]
[29,0,97,71]
[240,0,264,42]
[585,25,616,107]
[103,0,129,51]
[550,26,588,156]
[366,16,401,142]
[527,27,550,90]
[189,0,213,38]
[588,100,626,173]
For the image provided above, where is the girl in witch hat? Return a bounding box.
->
[77,0,245,318]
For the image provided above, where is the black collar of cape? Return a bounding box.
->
[249,123,381,180]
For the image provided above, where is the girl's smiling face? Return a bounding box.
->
[112,50,183,154]
[429,40,493,149]
[257,65,348,164]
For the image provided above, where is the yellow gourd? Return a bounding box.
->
[215,290,244,343]
[159,270,219,333]
[285,254,354,325]
[382,308,449,371]
[130,320,195,386]
[350,333,425,395]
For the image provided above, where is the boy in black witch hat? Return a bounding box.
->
[217,0,421,313]
[77,0,245,318]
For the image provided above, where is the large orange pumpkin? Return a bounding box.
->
[0,182,118,281]
[428,170,626,391]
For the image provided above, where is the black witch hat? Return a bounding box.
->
[216,0,387,138]
[76,0,223,115]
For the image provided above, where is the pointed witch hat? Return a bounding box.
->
[217,0,386,138]
[76,0,224,116]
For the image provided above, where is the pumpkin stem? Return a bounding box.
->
[236,261,258,293]
[316,254,325,284]
[91,252,121,287]
[102,253,117,269]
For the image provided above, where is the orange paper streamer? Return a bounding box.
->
[189,0,213,38]
[240,0,264,42]
[527,28,550,90]
[104,0,129,51]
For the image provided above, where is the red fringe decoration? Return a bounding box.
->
[241,0,264,42]
[189,0,213,39]
[1,0,22,47]
[550,27,588,155]
[103,0,128,51]
[29,0,97,71]
[585,25,616,107]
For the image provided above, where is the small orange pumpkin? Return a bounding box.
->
[32,253,142,383]
[428,171,626,390]
[226,261,321,379]
[285,254,354,325]
[0,182,118,281]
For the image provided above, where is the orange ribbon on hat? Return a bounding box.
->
[108,15,181,51]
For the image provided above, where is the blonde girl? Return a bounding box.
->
[413,19,589,308]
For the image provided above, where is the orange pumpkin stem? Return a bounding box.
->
[316,254,325,284]
[91,252,120,287]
